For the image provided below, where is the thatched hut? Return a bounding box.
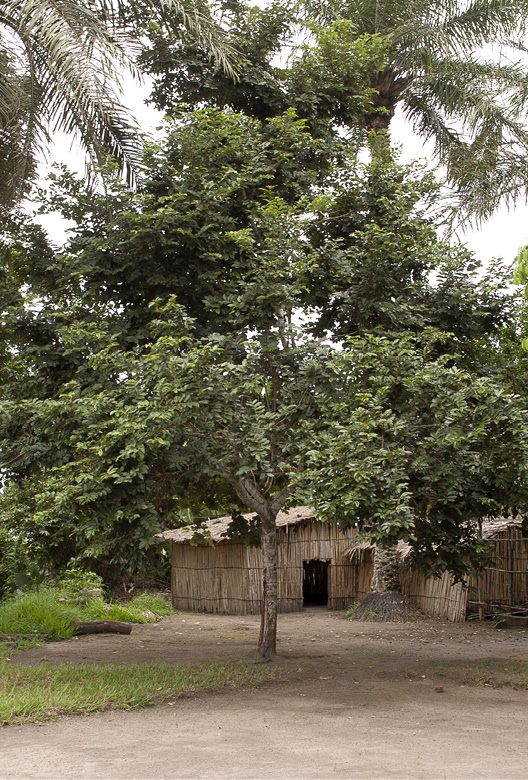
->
[158,510,528,621]
[158,507,359,614]
[467,518,528,617]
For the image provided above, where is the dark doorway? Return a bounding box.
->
[303,560,329,606]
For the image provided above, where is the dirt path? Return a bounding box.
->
[2,609,528,779]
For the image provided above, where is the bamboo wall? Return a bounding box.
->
[467,527,528,614]
[171,522,527,621]
[399,568,467,621]
[171,521,358,614]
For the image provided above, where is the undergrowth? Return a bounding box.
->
[0,587,176,640]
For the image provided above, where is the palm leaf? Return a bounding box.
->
[0,0,237,206]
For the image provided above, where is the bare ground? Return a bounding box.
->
[2,608,528,780]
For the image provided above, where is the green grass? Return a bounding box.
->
[87,592,177,623]
[0,588,176,640]
[0,657,279,726]
[466,660,528,689]
[0,590,81,639]
[410,659,528,690]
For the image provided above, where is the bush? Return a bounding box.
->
[0,526,29,598]
[58,567,104,598]
[0,586,176,640]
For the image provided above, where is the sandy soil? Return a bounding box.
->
[2,608,528,780]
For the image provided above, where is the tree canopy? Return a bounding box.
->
[3,96,528,653]
[141,0,528,221]
[3,1,528,655]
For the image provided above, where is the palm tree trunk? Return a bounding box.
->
[365,68,411,162]
[371,544,401,593]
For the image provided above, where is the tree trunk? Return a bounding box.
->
[371,544,401,593]
[365,68,411,161]
[226,477,290,661]
[352,543,419,622]
[257,511,278,660]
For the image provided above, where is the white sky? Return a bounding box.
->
[38,77,528,270]
[390,110,528,266]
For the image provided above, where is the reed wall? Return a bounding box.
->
[399,568,467,621]
[171,521,526,621]
[349,551,467,622]
[467,527,528,614]
[171,520,358,614]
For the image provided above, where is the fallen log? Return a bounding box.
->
[70,620,132,635]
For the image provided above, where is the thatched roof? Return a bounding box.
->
[159,509,525,548]
[481,516,525,540]
[158,505,316,544]
[343,517,526,561]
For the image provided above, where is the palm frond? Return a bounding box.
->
[158,0,239,79]
[442,0,528,49]
[0,0,238,206]
[403,72,528,220]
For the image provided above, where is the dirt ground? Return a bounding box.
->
[2,608,528,780]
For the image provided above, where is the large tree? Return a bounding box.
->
[2,101,528,655]
[141,0,528,220]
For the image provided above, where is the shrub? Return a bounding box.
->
[0,526,29,598]
[58,567,104,599]
[0,586,176,639]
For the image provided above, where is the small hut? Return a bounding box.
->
[467,518,528,617]
[158,507,359,614]
[159,510,528,621]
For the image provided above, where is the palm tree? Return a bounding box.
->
[0,0,236,207]
[303,0,528,220]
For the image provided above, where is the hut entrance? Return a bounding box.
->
[303,560,329,606]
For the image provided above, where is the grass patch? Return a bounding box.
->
[0,588,176,641]
[88,592,176,623]
[408,659,528,690]
[0,590,81,640]
[0,658,279,726]
[466,659,528,689]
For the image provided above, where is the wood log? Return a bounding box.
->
[70,620,132,635]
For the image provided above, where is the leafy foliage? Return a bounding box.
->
[296,332,528,579]
[141,1,387,140]
[222,513,262,548]
[0,524,29,598]
[141,0,528,220]
[304,0,528,219]
[1,101,527,587]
